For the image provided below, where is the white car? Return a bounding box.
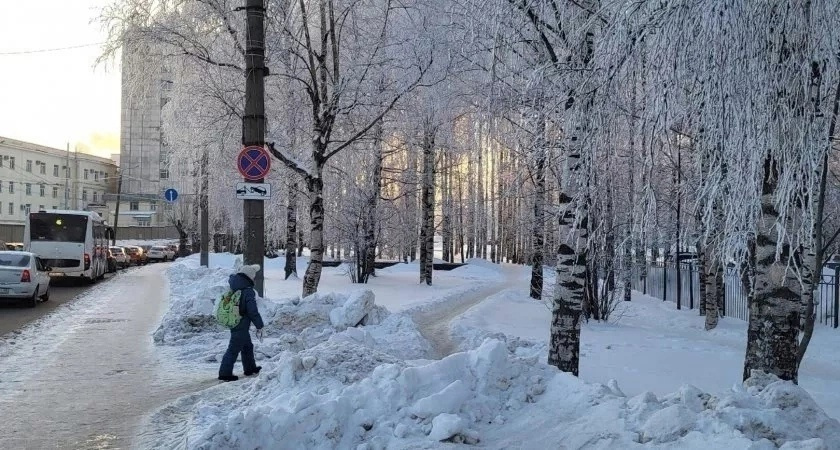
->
[110,246,128,269]
[163,245,177,261]
[0,251,51,307]
[147,246,168,262]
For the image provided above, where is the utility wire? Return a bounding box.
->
[0,42,104,56]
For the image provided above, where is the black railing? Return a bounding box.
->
[632,262,840,328]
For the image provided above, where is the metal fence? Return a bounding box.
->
[632,262,840,327]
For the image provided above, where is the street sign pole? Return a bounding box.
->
[242,0,266,295]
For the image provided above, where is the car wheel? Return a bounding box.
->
[27,288,38,308]
[41,288,49,302]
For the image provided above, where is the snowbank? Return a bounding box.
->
[150,257,840,449]
[166,337,840,449]
[156,257,433,365]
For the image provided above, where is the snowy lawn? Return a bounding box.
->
[146,255,840,449]
[454,287,840,420]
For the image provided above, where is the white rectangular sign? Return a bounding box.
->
[236,182,271,200]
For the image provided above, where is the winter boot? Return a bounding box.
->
[245,366,262,377]
[218,375,239,382]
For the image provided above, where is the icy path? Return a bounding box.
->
[413,265,521,358]
[0,264,212,449]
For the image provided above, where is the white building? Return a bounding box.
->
[0,137,118,225]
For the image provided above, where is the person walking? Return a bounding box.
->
[218,264,264,382]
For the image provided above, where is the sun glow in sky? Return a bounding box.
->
[0,0,121,159]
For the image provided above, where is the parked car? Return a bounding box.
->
[164,244,178,260]
[110,246,128,269]
[0,251,51,307]
[106,248,117,273]
[125,246,147,266]
[5,242,23,251]
[147,246,168,262]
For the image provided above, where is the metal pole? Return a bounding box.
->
[675,142,682,310]
[64,143,70,209]
[242,0,266,295]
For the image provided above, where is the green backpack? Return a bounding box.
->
[215,290,242,328]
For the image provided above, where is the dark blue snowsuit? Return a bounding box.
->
[218,273,264,377]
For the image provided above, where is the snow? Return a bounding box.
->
[144,254,840,449]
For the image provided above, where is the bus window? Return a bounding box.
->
[29,213,88,242]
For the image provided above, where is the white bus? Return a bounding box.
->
[24,210,112,283]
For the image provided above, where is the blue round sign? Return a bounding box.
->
[164,188,178,202]
[237,146,271,181]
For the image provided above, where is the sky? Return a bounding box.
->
[0,0,121,159]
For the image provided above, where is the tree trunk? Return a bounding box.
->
[548,145,587,376]
[743,157,800,382]
[530,120,547,300]
[419,124,435,285]
[285,181,298,279]
[302,168,325,297]
[361,122,383,283]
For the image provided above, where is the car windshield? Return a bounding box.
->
[152,247,165,251]
[110,248,123,254]
[0,253,30,267]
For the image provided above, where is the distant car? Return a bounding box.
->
[106,248,117,273]
[0,251,51,307]
[163,245,177,260]
[147,246,168,262]
[110,246,128,269]
[125,246,147,266]
[5,242,23,251]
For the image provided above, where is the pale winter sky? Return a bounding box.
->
[0,0,121,159]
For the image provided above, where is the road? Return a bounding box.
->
[0,273,117,337]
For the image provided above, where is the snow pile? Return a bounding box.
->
[170,338,840,449]
[157,258,431,364]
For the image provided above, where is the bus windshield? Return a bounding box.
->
[29,213,88,243]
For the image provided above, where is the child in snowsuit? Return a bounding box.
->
[218,264,264,382]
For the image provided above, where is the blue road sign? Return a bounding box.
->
[164,188,178,202]
[237,146,271,181]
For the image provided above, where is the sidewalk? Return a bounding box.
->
[0,264,211,449]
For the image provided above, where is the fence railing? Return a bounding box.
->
[632,262,840,328]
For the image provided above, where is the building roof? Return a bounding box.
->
[0,136,118,167]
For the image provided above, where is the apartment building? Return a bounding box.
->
[0,137,118,225]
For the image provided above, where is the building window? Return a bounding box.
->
[25,183,31,196]
[9,157,15,169]
[9,182,14,194]
[53,165,59,177]
[160,168,169,180]
[136,217,151,227]
[104,173,109,183]
[150,201,157,211]
[93,191,98,202]
[38,205,44,211]
[25,160,32,172]
[39,163,45,175]
[39,184,45,197]
[52,206,57,210]
[52,187,58,198]
[94,171,99,182]
[0,156,4,167]
[64,166,69,178]
[82,190,88,202]
[130,201,139,211]
[0,180,3,193]
[23,204,30,214]
[7,203,12,215]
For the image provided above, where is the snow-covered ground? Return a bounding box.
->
[144,254,840,449]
